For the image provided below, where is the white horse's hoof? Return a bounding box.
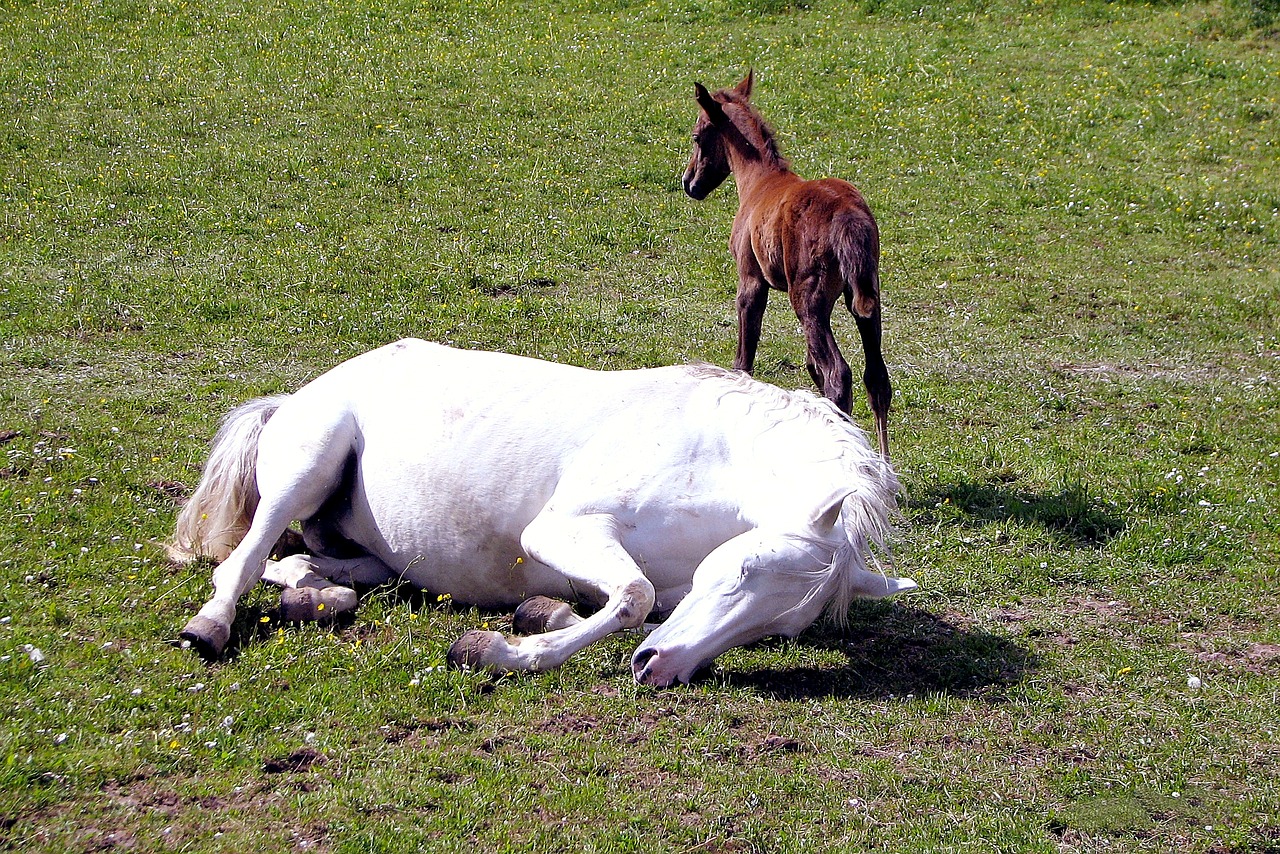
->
[447,630,504,671]
[513,596,579,634]
[280,586,357,622]
[180,616,231,659]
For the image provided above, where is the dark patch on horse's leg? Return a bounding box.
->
[513,596,580,635]
[733,276,770,374]
[854,309,892,458]
[300,452,366,559]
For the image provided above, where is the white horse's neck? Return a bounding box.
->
[685,366,896,537]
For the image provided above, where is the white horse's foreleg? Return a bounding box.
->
[448,512,654,674]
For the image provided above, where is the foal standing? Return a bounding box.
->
[682,71,892,458]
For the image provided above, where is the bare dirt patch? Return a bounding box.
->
[263,747,327,774]
[1189,641,1280,676]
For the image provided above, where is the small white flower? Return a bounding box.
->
[25,645,45,664]
[54,733,68,745]
[1187,674,1203,690]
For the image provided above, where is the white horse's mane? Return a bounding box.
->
[684,363,899,624]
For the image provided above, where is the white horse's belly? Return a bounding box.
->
[288,339,754,609]
[341,474,745,610]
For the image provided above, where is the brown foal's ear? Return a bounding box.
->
[734,69,755,100]
[694,82,729,126]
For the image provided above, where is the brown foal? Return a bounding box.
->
[682,71,892,458]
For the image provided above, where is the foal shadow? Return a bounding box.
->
[904,478,1127,546]
[719,601,1036,701]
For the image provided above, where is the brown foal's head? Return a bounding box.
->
[682,71,755,200]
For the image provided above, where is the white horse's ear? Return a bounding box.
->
[812,493,846,532]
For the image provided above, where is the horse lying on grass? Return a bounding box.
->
[170,340,915,687]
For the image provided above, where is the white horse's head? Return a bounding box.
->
[631,499,916,687]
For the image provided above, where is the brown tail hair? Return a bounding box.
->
[834,210,881,320]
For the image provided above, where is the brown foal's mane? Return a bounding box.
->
[713,87,791,172]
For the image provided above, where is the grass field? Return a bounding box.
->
[2,0,1279,850]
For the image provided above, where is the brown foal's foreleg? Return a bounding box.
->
[854,307,892,459]
[733,264,771,374]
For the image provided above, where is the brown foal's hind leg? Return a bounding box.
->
[795,292,854,414]
[854,308,892,458]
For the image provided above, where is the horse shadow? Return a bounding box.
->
[903,478,1127,546]
[717,601,1037,701]
[718,477,1127,699]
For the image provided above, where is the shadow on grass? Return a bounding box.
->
[718,601,1037,701]
[906,479,1127,546]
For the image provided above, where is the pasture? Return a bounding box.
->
[2,0,1278,850]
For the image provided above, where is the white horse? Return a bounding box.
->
[170,339,914,687]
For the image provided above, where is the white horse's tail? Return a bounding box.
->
[167,396,288,564]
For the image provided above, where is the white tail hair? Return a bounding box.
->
[167,396,287,563]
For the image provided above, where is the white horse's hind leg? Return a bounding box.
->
[181,503,302,657]
[261,553,398,621]
[181,410,357,657]
[448,512,654,674]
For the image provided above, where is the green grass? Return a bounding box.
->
[2,0,1279,850]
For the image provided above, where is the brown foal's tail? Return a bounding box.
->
[834,207,892,459]
[833,209,881,319]
[167,396,286,564]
